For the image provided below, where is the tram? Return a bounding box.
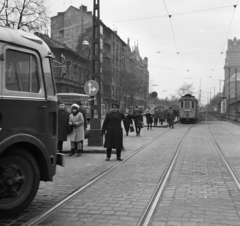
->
[179,94,199,123]
[0,26,64,218]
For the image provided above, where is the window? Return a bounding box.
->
[5,50,40,93]
[192,101,195,108]
[42,58,55,96]
[185,101,190,109]
[181,102,183,108]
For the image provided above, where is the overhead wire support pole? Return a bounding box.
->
[88,0,103,146]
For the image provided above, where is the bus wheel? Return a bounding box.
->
[0,148,40,218]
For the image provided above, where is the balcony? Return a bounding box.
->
[103,37,111,45]
[103,50,111,59]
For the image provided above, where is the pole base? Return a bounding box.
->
[88,129,103,146]
[88,118,103,146]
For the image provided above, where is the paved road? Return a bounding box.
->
[0,121,171,226]
[31,116,240,225]
[4,116,240,226]
[34,123,189,226]
[150,118,240,225]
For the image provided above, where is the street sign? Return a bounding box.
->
[84,80,99,96]
[151,91,158,98]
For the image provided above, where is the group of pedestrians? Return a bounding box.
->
[57,100,87,157]
[58,101,178,161]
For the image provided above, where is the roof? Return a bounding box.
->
[35,33,87,61]
[0,26,51,57]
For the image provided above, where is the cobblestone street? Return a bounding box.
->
[3,118,240,226]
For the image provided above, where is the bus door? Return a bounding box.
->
[1,47,48,142]
[41,57,58,162]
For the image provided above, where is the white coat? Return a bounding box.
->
[69,112,84,142]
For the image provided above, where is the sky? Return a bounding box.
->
[46,0,240,105]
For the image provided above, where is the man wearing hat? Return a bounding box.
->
[102,103,125,161]
[57,100,69,153]
[167,107,175,129]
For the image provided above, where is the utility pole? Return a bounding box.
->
[235,68,238,113]
[214,87,215,112]
[88,0,103,146]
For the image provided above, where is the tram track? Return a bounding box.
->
[205,115,240,191]
[207,114,240,140]
[25,125,185,226]
[137,125,193,226]
[139,117,240,225]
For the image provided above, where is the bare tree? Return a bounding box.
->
[126,74,146,107]
[0,0,49,32]
[177,83,195,97]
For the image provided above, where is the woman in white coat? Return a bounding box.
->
[69,104,84,157]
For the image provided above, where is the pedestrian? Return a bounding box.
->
[69,104,84,157]
[145,108,153,130]
[57,100,69,153]
[123,109,133,136]
[77,101,87,152]
[133,106,143,136]
[102,103,125,161]
[158,107,165,126]
[153,108,159,126]
[174,108,179,120]
[167,107,175,129]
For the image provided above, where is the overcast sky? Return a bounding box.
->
[47,0,240,104]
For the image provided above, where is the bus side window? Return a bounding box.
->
[5,50,40,93]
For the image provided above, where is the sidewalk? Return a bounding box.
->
[62,119,178,154]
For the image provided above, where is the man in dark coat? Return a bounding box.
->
[77,101,87,152]
[144,108,153,130]
[58,101,70,153]
[123,109,133,136]
[167,107,175,129]
[102,103,124,161]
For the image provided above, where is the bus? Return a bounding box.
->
[0,26,64,218]
[57,93,91,122]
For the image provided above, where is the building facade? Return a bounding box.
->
[224,37,240,113]
[51,5,149,112]
[36,33,89,93]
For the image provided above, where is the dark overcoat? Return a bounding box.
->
[167,110,175,125]
[123,113,133,133]
[145,112,153,124]
[134,113,143,127]
[58,109,69,141]
[102,111,124,149]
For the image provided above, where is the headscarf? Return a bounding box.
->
[71,104,79,116]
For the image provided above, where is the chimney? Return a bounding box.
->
[80,5,87,12]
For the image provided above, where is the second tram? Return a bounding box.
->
[179,94,199,123]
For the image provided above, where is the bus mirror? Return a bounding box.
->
[45,52,55,59]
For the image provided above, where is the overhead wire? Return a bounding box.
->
[155,1,239,80]
[211,3,238,72]
[105,4,237,23]
[106,1,240,96]
[162,0,189,72]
